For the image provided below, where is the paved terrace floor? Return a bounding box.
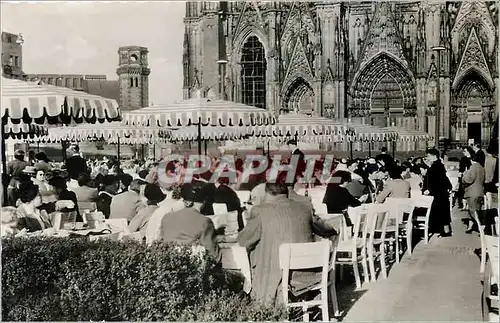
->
[341,208,483,321]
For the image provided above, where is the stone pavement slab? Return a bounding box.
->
[343,209,483,321]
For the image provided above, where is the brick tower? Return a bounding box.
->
[116,46,150,111]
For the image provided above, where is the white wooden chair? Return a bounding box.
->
[385,197,416,261]
[235,190,251,204]
[77,201,97,212]
[412,195,434,244]
[335,205,370,289]
[471,210,488,274]
[213,203,228,215]
[313,203,328,216]
[279,239,339,322]
[483,235,499,321]
[225,211,239,237]
[366,203,390,282]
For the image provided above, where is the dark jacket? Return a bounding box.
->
[323,185,361,214]
[65,155,88,180]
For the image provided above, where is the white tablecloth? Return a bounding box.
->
[220,243,252,294]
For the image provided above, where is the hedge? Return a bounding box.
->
[1,237,286,321]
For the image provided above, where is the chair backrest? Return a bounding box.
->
[78,201,97,212]
[225,211,239,237]
[213,203,228,215]
[235,191,251,203]
[366,203,390,242]
[279,240,331,271]
[52,211,77,230]
[412,195,434,209]
[347,205,370,245]
[314,203,329,216]
[385,197,415,224]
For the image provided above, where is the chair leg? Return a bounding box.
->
[380,244,388,279]
[395,231,400,263]
[424,222,429,244]
[480,237,486,274]
[302,305,309,322]
[321,289,329,322]
[361,252,370,284]
[353,260,362,289]
[329,282,340,317]
[406,222,413,256]
[367,245,376,282]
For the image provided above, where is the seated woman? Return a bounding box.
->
[16,181,74,232]
[323,171,367,215]
[129,184,166,237]
[96,175,120,219]
[49,176,80,219]
[34,152,52,172]
[32,169,57,203]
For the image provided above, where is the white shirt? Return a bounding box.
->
[145,198,185,245]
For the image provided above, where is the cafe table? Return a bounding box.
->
[219,240,252,294]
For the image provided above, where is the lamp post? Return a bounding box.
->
[217,59,228,100]
[431,45,445,148]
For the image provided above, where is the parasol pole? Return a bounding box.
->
[1,121,7,205]
[267,140,270,158]
[197,117,202,156]
[117,136,121,170]
[368,140,372,158]
[392,139,396,159]
[349,141,353,160]
[204,140,207,155]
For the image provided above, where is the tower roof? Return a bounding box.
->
[118,46,148,52]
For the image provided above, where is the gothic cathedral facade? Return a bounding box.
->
[183,1,498,146]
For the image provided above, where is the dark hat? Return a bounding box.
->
[287,139,298,146]
[144,184,166,203]
[102,175,119,187]
[14,149,25,156]
[180,181,207,203]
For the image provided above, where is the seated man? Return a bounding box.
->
[376,166,411,203]
[238,182,331,305]
[72,173,98,203]
[156,181,221,262]
[109,178,147,222]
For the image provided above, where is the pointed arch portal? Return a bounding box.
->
[451,67,495,145]
[349,53,416,126]
[282,77,315,114]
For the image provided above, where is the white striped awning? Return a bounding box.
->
[385,127,433,142]
[28,122,170,145]
[170,126,247,141]
[347,124,398,142]
[1,77,121,124]
[251,112,346,142]
[3,120,48,139]
[123,98,275,127]
[247,133,344,145]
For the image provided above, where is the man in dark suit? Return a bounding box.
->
[472,143,486,167]
[375,147,394,169]
[65,145,88,180]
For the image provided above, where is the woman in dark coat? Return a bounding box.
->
[421,148,452,236]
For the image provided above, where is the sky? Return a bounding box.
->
[1,1,185,105]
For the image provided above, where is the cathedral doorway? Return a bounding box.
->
[241,36,266,109]
[451,68,494,146]
[349,53,416,126]
[282,77,315,114]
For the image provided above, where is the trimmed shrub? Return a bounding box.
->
[2,237,286,321]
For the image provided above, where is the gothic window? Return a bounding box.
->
[241,36,266,109]
[130,77,134,87]
[135,77,139,87]
[73,78,78,88]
